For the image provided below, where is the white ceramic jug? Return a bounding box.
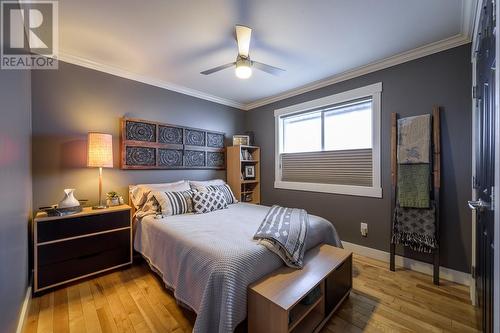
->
[58,189,80,208]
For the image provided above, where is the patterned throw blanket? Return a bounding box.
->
[392,204,436,253]
[393,113,436,253]
[397,164,430,208]
[254,205,308,269]
[397,114,431,164]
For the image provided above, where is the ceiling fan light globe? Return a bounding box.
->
[235,65,252,79]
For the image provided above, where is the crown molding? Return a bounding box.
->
[471,0,483,55]
[461,0,479,39]
[57,52,246,110]
[58,0,475,112]
[244,34,470,110]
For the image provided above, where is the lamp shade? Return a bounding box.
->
[87,132,113,168]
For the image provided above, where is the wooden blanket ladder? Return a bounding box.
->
[390,106,441,285]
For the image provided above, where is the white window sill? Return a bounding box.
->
[274,181,382,198]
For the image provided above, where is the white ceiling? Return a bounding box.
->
[58,0,475,110]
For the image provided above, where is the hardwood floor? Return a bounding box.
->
[24,254,479,333]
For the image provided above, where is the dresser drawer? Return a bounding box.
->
[37,210,130,243]
[36,229,131,289]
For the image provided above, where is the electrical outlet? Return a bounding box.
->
[360,222,368,237]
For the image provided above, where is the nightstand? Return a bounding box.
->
[33,205,132,293]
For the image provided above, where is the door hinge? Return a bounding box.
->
[473,176,480,189]
[491,186,495,210]
[472,266,476,279]
[493,0,496,25]
[472,85,477,99]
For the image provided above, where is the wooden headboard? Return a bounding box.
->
[120,117,226,170]
[128,186,137,219]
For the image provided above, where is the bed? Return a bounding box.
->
[132,188,342,333]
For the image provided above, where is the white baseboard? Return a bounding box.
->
[342,241,473,287]
[15,285,32,333]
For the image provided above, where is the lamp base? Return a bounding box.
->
[92,167,107,210]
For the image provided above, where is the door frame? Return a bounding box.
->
[475,0,500,329]
[494,0,500,331]
[471,2,500,321]
[471,53,478,306]
[471,0,482,306]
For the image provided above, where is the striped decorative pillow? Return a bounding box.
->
[153,189,195,216]
[206,184,238,204]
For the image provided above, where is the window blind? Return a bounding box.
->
[280,148,373,187]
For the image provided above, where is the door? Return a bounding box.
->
[470,1,496,332]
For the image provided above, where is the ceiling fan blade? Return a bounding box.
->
[200,62,236,75]
[235,25,252,57]
[252,61,286,76]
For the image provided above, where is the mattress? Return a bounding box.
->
[134,202,342,333]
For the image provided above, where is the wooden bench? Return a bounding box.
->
[248,245,352,333]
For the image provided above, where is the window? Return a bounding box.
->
[274,83,382,197]
[283,112,322,153]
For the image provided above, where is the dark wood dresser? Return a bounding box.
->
[33,205,132,293]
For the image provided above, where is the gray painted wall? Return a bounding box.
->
[0,69,32,332]
[31,61,246,210]
[246,44,472,273]
[31,45,472,274]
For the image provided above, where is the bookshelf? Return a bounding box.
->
[227,145,261,204]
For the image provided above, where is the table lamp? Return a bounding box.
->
[87,132,113,209]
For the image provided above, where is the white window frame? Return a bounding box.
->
[274,82,382,198]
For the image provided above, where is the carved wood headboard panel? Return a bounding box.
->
[120,117,226,170]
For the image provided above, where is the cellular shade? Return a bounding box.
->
[87,132,113,168]
[280,148,372,187]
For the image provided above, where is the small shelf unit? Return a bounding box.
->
[227,145,261,204]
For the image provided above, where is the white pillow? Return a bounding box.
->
[134,191,160,219]
[130,180,190,208]
[189,179,226,191]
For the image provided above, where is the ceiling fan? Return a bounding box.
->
[200,25,286,79]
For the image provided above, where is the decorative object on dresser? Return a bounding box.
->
[58,188,80,208]
[33,205,132,293]
[232,134,250,146]
[40,188,83,216]
[120,117,225,170]
[106,191,124,207]
[38,205,83,217]
[87,132,114,209]
[248,245,352,333]
[227,145,260,204]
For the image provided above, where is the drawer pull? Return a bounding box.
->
[36,210,130,243]
[38,226,130,246]
[77,252,101,260]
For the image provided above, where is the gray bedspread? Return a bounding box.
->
[134,203,341,333]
